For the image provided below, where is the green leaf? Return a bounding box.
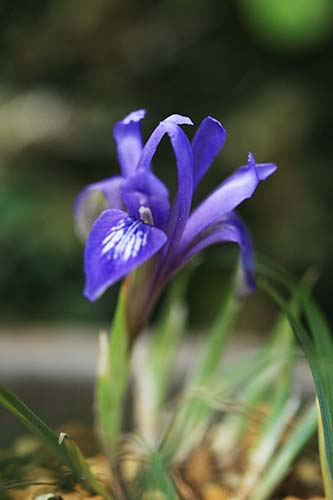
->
[133,272,189,444]
[193,283,239,386]
[0,384,111,499]
[158,280,240,462]
[59,433,112,499]
[96,281,130,456]
[249,403,317,500]
[135,448,178,500]
[258,275,333,498]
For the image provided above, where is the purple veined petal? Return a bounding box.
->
[137,116,194,256]
[84,208,167,301]
[74,176,124,240]
[248,152,277,180]
[175,212,255,295]
[113,109,147,178]
[121,169,170,231]
[192,116,227,190]
[179,153,277,252]
[136,114,193,171]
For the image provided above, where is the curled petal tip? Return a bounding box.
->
[248,152,277,181]
[207,115,226,130]
[162,114,193,126]
[122,109,147,124]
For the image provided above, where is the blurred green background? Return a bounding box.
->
[0,0,332,327]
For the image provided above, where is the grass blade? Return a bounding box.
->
[134,448,178,500]
[192,282,239,386]
[258,275,333,498]
[96,281,130,456]
[0,384,111,498]
[249,403,317,500]
[133,273,189,444]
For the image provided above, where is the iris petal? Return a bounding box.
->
[121,170,170,231]
[137,115,194,255]
[74,176,124,240]
[113,109,146,178]
[179,153,277,252]
[192,116,227,190]
[136,114,193,171]
[176,212,254,295]
[84,209,167,301]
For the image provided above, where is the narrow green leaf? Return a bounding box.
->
[150,270,190,412]
[135,448,178,500]
[258,276,333,496]
[59,433,112,499]
[249,403,317,500]
[237,396,299,500]
[0,385,110,498]
[193,283,239,386]
[96,281,130,456]
[0,384,71,469]
[318,399,333,500]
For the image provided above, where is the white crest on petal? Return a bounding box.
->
[101,218,148,262]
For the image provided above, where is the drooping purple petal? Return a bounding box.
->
[74,176,124,240]
[137,115,194,255]
[179,153,277,252]
[121,170,170,231]
[192,116,227,190]
[84,209,167,301]
[113,109,146,178]
[175,212,255,295]
[136,114,193,171]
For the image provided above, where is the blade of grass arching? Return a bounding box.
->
[213,360,282,458]
[133,294,187,444]
[192,281,239,386]
[96,281,130,456]
[149,271,190,412]
[236,396,300,500]
[160,264,294,463]
[255,254,297,290]
[0,385,112,499]
[237,285,300,494]
[157,281,240,462]
[134,448,178,500]
[301,292,333,499]
[214,295,297,459]
[249,403,317,500]
[259,278,333,498]
[58,433,112,500]
[161,345,278,463]
[317,399,333,500]
[0,384,68,466]
[302,291,333,408]
[162,339,278,462]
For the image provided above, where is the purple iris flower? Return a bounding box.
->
[75,110,276,332]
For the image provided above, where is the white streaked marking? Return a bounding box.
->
[101,218,149,262]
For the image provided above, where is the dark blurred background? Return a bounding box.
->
[0,0,332,328]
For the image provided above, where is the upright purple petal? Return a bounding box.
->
[84,209,167,301]
[113,109,146,178]
[121,170,170,231]
[192,116,227,190]
[176,212,255,295]
[179,153,277,252]
[136,114,193,171]
[74,176,124,240]
[137,115,194,253]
